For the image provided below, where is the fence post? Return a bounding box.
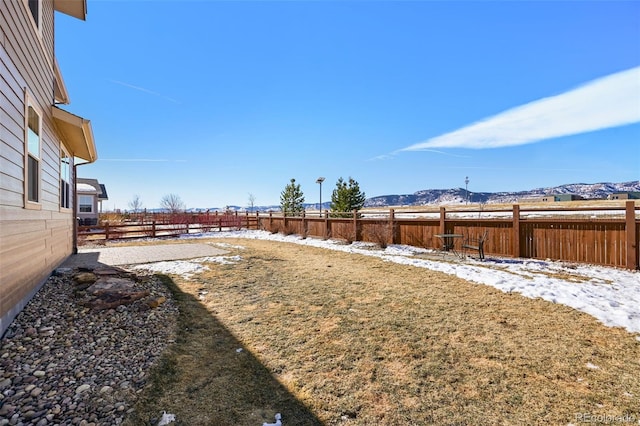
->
[324,209,329,239]
[512,204,520,259]
[389,208,395,245]
[152,221,156,238]
[353,210,359,242]
[439,207,446,235]
[302,210,307,237]
[269,211,273,232]
[625,201,637,270]
[105,222,110,240]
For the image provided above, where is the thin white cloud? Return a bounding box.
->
[367,154,396,161]
[109,80,181,104]
[100,158,187,162]
[401,66,640,151]
[369,149,470,161]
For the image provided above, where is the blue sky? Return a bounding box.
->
[55,0,640,211]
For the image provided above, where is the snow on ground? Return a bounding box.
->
[131,230,640,337]
[131,255,242,279]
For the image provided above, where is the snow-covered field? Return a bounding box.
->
[131,230,640,337]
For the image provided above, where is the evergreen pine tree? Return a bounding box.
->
[280,178,305,217]
[347,177,366,211]
[330,177,366,217]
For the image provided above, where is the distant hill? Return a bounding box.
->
[178,181,639,212]
[363,181,640,207]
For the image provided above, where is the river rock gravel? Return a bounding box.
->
[0,268,178,426]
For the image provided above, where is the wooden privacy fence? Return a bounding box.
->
[79,212,259,241]
[81,203,638,270]
[258,202,639,270]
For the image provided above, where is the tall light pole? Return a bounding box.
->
[316,177,325,217]
[465,176,470,205]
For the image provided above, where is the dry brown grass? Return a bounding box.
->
[126,238,640,425]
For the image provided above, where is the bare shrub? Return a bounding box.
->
[283,222,297,236]
[99,212,125,225]
[364,222,396,249]
[334,227,356,244]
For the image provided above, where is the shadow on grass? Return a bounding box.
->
[125,274,323,426]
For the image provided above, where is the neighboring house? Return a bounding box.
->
[538,194,584,202]
[1,0,97,335]
[608,192,640,200]
[77,178,108,225]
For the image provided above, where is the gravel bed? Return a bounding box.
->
[0,268,178,426]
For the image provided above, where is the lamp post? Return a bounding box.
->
[316,177,325,217]
[465,176,469,205]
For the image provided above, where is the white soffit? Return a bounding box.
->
[52,106,97,163]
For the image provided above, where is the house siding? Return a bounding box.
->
[0,0,78,336]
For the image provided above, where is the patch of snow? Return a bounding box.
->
[263,413,282,426]
[157,411,176,426]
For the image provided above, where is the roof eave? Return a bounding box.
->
[52,106,98,163]
[54,0,87,21]
[53,58,71,104]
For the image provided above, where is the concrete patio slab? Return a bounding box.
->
[61,243,227,268]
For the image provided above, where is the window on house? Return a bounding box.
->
[79,195,93,213]
[28,0,40,29]
[27,105,41,203]
[60,150,71,209]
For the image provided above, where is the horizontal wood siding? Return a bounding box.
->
[1,45,27,209]
[0,211,73,333]
[1,0,75,335]
[1,0,55,113]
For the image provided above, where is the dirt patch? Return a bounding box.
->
[126,238,640,425]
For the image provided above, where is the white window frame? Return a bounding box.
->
[60,147,72,210]
[24,93,42,210]
[78,195,94,214]
[24,0,42,34]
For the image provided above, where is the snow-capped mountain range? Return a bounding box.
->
[363,181,640,207]
[194,181,638,212]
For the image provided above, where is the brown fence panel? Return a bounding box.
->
[329,218,356,242]
[520,220,627,267]
[360,220,395,247]
[306,218,326,239]
[443,219,513,258]
[395,219,440,249]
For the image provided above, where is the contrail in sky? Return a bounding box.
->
[400,66,640,151]
[100,158,187,162]
[109,80,181,104]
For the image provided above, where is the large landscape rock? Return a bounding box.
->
[85,277,150,310]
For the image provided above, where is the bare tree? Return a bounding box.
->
[248,193,256,212]
[128,194,143,213]
[160,194,185,213]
